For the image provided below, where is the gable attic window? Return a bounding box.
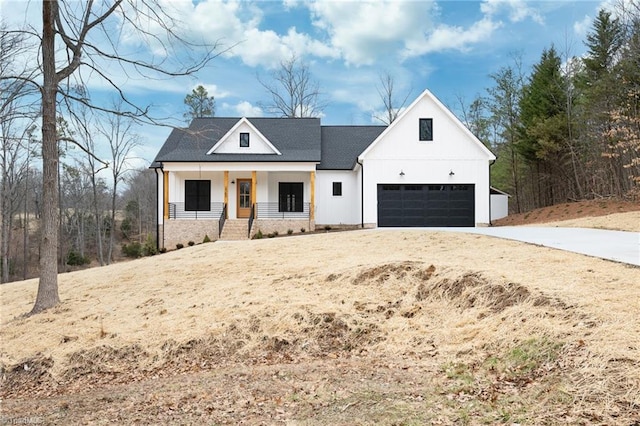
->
[419,118,433,141]
[240,132,250,147]
[185,180,211,211]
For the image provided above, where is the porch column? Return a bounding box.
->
[223,170,229,218]
[163,171,169,219]
[251,170,257,218]
[310,171,315,221]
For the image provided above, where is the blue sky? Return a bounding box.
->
[1,0,620,168]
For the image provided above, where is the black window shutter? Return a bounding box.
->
[198,180,211,210]
[185,180,198,211]
[185,180,211,211]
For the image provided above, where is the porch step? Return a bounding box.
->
[220,219,250,241]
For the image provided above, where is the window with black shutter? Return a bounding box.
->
[278,182,303,212]
[185,180,211,211]
[332,182,342,196]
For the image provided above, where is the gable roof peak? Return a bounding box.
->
[206,117,282,155]
[358,88,495,160]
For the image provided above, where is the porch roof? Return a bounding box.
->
[152,117,322,166]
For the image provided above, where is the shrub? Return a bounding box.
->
[273,230,279,236]
[159,247,167,254]
[203,234,211,243]
[120,217,132,239]
[143,234,157,256]
[66,249,91,265]
[287,229,293,235]
[324,225,332,231]
[300,228,306,233]
[253,230,264,239]
[176,243,184,250]
[188,241,195,246]
[122,242,143,258]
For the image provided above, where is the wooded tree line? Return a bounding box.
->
[464,3,640,213]
[1,45,158,283]
[1,23,158,284]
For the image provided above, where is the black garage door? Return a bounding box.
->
[378,184,475,227]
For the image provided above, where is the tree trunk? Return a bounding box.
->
[1,204,10,283]
[107,187,117,264]
[31,0,60,314]
[92,174,105,266]
[1,151,9,283]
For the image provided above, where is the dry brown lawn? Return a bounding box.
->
[1,210,639,425]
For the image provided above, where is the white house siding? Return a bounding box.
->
[210,120,279,155]
[156,169,164,226]
[359,91,495,226]
[491,193,509,221]
[315,170,361,226]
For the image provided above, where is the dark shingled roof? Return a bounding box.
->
[318,125,386,170]
[152,117,322,166]
[150,118,386,170]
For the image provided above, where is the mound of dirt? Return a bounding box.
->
[494,199,640,226]
[1,262,568,399]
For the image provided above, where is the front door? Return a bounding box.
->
[237,179,252,218]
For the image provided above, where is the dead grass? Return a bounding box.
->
[1,212,639,424]
[494,199,640,231]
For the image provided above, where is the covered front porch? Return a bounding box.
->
[158,163,316,247]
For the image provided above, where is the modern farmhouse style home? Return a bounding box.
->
[151,89,498,248]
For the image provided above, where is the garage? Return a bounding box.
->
[377,184,475,227]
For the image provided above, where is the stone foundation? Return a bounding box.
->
[163,220,219,249]
[251,219,315,238]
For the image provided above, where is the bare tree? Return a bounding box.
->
[456,94,493,146]
[122,168,157,242]
[373,72,412,125]
[66,86,110,266]
[97,101,142,264]
[4,1,218,314]
[486,55,526,213]
[1,25,38,283]
[258,55,325,118]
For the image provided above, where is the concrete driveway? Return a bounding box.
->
[425,227,640,266]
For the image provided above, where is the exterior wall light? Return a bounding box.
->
[449,170,455,176]
[399,170,405,176]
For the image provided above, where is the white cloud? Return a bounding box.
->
[308,1,439,66]
[282,0,305,11]
[230,101,263,117]
[573,14,592,36]
[141,0,335,69]
[481,0,544,24]
[405,17,501,57]
[186,83,230,100]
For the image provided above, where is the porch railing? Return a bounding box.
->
[168,202,225,220]
[248,204,255,239]
[255,202,310,219]
[218,203,227,237]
